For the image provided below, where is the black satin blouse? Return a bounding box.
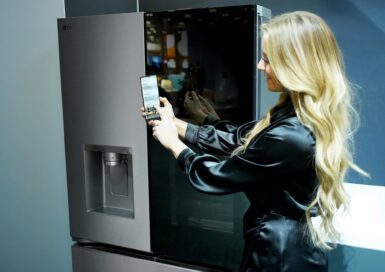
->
[176,101,328,271]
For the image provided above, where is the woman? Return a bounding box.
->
[144,11,367,271]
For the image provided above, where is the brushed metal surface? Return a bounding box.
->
[72,244,210,272]
[58,12,151,252]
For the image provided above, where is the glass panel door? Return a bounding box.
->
[145,5,257,271]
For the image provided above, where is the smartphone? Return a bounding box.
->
[140,75,160,121]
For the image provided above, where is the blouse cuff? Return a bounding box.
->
[176,148,196,171]
[185,123,199,144]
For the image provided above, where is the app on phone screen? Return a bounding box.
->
[140,75,160,120]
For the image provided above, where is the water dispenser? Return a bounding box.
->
[84,145,134,218]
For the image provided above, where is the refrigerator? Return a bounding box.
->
[58,4,275,272]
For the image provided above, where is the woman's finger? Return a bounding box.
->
[140,107,147,117]
[160,96,170,107]
[148,120,160,127]
[155,106,167,120]
[152,120,161,126]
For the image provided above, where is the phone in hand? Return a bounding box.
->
[140,75,160,121]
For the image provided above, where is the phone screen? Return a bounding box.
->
[140,75,160,121]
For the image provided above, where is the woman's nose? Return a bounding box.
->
[257,59,265,70]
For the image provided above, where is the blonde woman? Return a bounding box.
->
[144,11,366,271]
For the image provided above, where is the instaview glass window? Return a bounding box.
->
[145,5,256,271]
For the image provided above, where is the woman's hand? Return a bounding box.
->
[184,91,207,124]
[140,96,175,123]
[140,96,188,140]
[151,107,178,150]
[151,106,187,158]
[158,96,175,120]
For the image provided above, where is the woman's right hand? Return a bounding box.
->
[140,97,188,139]
[151,106,179,150]
[140,97,175,127]
[153,97,175,123]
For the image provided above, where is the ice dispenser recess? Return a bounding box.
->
[84,145,134,218]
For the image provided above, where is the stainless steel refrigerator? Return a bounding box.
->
[58,5,275,272]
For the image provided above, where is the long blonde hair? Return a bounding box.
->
[236,11,368,249]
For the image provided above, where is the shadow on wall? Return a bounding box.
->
[329,245,349,272]
[329,245,385,272]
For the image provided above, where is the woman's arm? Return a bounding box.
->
[143,96,245,156]
[183,119,259,157]
[177,121,315,195]
[150,109,188,159]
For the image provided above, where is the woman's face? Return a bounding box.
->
[257,52,284,92]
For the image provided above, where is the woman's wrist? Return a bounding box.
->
[174,118,188,139]
[168,139,188,159]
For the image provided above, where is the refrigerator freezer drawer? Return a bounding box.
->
[72,244,217,272]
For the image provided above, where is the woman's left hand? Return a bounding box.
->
[151,106,179,150]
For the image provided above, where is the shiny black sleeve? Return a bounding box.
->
[203,115,238,134]
[177,122,315,195]
[184,121,256,157]
[184,123,241,156]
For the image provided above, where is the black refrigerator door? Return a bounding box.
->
[145,5,265,271]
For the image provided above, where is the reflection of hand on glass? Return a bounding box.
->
[198,95,220,121]
[184,91,207,124]
[184,91,221,124]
